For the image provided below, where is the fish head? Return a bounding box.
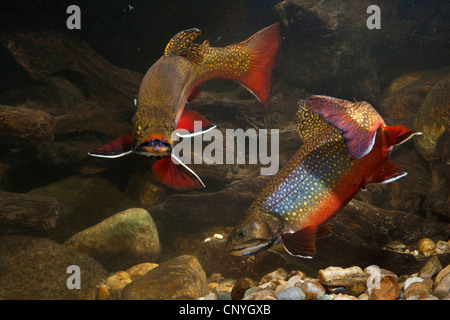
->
[131,106,176,157]
[226,207,283,256]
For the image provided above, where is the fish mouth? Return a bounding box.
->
[226,238,276,256]
[133,139,172,156]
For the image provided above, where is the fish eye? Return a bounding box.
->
[236,229,246,239]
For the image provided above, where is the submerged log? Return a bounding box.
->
[0,104,55,145]
[0,191,59,234]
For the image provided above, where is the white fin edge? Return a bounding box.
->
[370,172,408,185]
[283,244,314,259]
[175,125,217,138]
[88,150,133,159]
[170,153,205,188]
[394,132,422,146]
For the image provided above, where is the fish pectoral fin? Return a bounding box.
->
[88,135,133,158]
[305,95,385,159]
[164,28,204,65]
[367,159,407,184]
[281,226,317,259]
[175,110,216,137]
[153,154,205,189]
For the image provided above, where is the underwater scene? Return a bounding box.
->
[0,0,449,302]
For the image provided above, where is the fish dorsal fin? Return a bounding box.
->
[305,95,386,160]
[297,100,342,145]
[164,28,204,65]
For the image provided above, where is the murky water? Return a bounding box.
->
[0,0,449,301]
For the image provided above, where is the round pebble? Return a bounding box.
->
[126,262,158,281]
[97,285,110,300]
[106,271,132,291]
[259,268,288,284]
[274,286,305,300]
[418,256,442,279]
[300,280,326,300]
[404,276,424,291]
[418,238,436,257]
[231,278,256,300]
[383,240,406,251]
[286,275,303,287]
[435,240,450,254]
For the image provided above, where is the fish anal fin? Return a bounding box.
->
[153,155,205,190]
[317,223,332,239]
[232,23,280,105]
[282,225,316,258]
[164,28,203,65]
[367,159,407,184]
[306,95,385,159]
[88,135,132,158]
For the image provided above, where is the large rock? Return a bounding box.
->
[28,175,137,242]
[414,74,450,162]
[1,30,141,167]
[271,0,450,103]
[377,68,450,119]
[413,74,450,220]
[120,255,208,300]
[195,237,286,280]
[65,208,161,271]
[0,235,107,300]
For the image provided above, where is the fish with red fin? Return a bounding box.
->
[89,23,281,189]
[226,95,422,258]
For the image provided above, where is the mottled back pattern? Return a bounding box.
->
[250,101,351,229]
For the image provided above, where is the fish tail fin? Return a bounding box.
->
[153,155,205,189]
[88,135,133,158]
[383,125,422,147]
[233,23,280,105]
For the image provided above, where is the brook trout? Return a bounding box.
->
[89,23,280,189]
[226,95,421,258]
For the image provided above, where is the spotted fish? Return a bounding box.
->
[226,95,421,258]
[89,23,280,189]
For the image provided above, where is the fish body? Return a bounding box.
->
[226,95,421,258]
[89,24,281,189]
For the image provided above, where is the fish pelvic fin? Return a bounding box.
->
[164,28,204,65]
[281,225,317,258]
[153,154,205,189]
[88,135,133,158]
[305,95,385,160]
[230,23,281,105]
